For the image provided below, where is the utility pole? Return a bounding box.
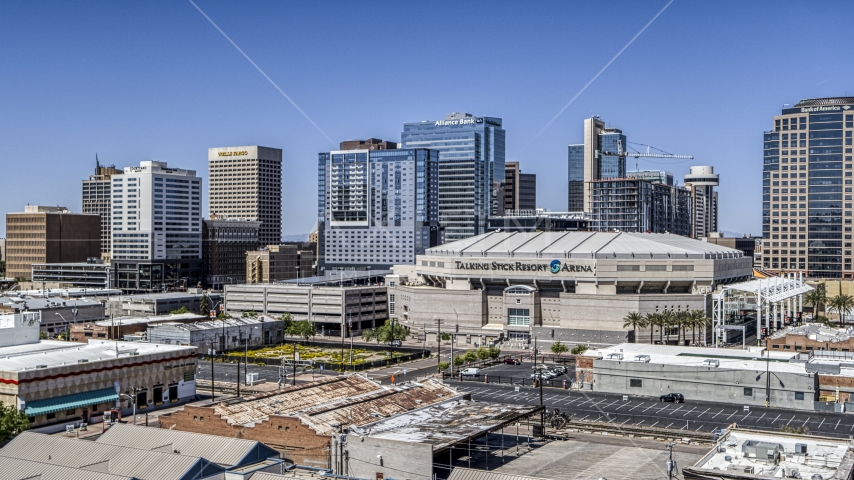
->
[210,341,215,401]
[292,343,297,386]
[666,442,676,480]
[765,347,771,407]
[435,318,443,375]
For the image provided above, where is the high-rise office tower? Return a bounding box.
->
[82,156,123,260]
[504,162,537,212]
[208,146,283,246]
[568,117,626,212]
[684,166,719,239]
[762,97,854,278]
[317,140,440,272]
[401,112,505,241]
[111,161,202,291]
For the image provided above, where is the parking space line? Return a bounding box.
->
[665,422,674,429]
[581,414,590,420]
[802,416,811,428]
[622,418,631,425]
[741,412,750,422]
[650,421,659,428]
[682,407,695,417]
[629,403,642,411]
[642,404,657,412]
[712,409,724,419]
[697,408,708,418]
[695,424,705,431]
[786,416,794,426]
[756,413,766,423]
[670,405,684,415]
[835,419,840,430]
[726,411,736,420]
[772,414,780,424]
[818,418,825,430]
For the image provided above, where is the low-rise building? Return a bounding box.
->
[31,259,111,289]
[585,343,819,410]
[0,293,105,337]
[69,312,206,343]
[147,315,280,352]
[767,324,854,353]
[225,284,387,338]
[683,428,854,480]
[487,210,590,233]
[105,291,222,317]
[158,375,461,467]
[704,232,758,261]
[0,311,197,426]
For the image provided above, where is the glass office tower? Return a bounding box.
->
[762,97,854,278]
[567,117,625,212]
[401,112,505,242]
[317,145,440,272]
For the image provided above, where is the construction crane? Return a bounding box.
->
[598,141,694,171]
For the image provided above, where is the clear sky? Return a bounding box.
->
[2,1,853,237]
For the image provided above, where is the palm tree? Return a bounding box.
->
[805,284,827,319]
[689,309,708,345]
[828,294,854,326]
[622,312,648,343]
[659,310,674,344]
[645,313,658,344]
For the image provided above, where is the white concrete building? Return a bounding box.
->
[685,166,720,239]
[208,146,283,246]
[110,161,202,291]
[387,231,753,345]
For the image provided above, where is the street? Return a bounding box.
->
[448,381,854,439]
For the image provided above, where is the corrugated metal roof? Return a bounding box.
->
[0,456,134,480]
[212,375,459,435]
[0,431,225,480]
[97,423,277,468]
[447,467,549,480]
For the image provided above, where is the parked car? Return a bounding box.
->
[388,340,402,347]
[461,368,481,377]
[659,393,685,403]
[551,366,568,374]
[503,358,521,365]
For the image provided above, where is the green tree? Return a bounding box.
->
[689,309,709,344]
[571,344,588,355]
[280,313,294,344]
[828,294,854,325]
[57,330,69,341]
[645,313,659,344]
[361,328,378,343]
[453,355,465,367]
[373,320,409,343]
[487,346,501,360]
[440,332,451,341]
[286,319,316,341]
[170,306,190,315]
[463,350,478,364]
[437,361,450,372]
[0,403,29,443]
[39,331,46,340]
[476,347,491,361]
[659,310,674,344]
[198,295,210,317]
[805,284,827,318]
[622,312,647,344]
[550,341,569,359]
[241,310,258,318]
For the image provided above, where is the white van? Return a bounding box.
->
[461,368,482,377]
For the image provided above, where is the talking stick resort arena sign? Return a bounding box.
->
[454,259,593,274]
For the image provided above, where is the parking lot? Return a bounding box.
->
[453,358,576,386]
[447,381,854,439]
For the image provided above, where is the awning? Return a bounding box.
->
[24,388,118,417]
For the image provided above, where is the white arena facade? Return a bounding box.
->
[387,231,753,346]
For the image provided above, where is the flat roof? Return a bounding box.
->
[426,231,743,259]
[0,339,195,373]
[590,343,809,374]
[277,270,391,286]
[688,428,853,479]
[89,312,205,327]
[352,399,540,451]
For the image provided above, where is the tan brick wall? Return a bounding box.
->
[160,405,331,467]
[767,334,854,353]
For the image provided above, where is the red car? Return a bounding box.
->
[503,358,521,365]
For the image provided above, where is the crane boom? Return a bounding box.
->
[625,152,693,159]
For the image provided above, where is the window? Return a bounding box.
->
[508,308,530,326]
[389,294,395,315]
[795,392,805,401]
[630,379,642,388]
[744,387,753,396]
[46,412,56,420]
[646,265,666,271]
[616,265,640,272]
[672,265,694,271]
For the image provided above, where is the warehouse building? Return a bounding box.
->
[0,310,197,426]
[69,312,206,343]
[147,314,279,352]
[584,344,819,410]
[105,291,221,317]
[388,231,752,345]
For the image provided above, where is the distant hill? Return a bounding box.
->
[282,234,310,242]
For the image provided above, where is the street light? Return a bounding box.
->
[118,390,138,425]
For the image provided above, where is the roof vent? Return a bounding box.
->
[78,359,89,363]
[35,364,47,369]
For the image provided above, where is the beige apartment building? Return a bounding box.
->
[5,206,101,281]
[81,158,123,260]
[208,146,283,246]
[246,243,315,283]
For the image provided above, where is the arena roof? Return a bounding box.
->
[426,231,743,260]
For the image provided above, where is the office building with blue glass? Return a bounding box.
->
[568,116,626,212]
[401,112,505,242]
[761,97,854,279]
[317,141,440,273]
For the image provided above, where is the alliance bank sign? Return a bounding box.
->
[435,117,484,127]
[454,259,593,274]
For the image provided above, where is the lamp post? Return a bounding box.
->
[118,390,138,425]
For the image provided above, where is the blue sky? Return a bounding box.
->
[2,1,853,237]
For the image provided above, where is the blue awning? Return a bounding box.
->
[24,388,119,417]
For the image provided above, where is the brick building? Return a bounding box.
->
[766,324,854,353]
[5,206,101,281]
[69,312,206,343]
[202,217,261,290]
[158,375,458,467]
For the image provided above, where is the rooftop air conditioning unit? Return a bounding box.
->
[77,359,89,363]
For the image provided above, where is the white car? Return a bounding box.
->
[461,368,481,377]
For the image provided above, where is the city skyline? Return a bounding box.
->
[3,2,854,237]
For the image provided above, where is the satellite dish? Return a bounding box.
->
[726,435,739,447]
